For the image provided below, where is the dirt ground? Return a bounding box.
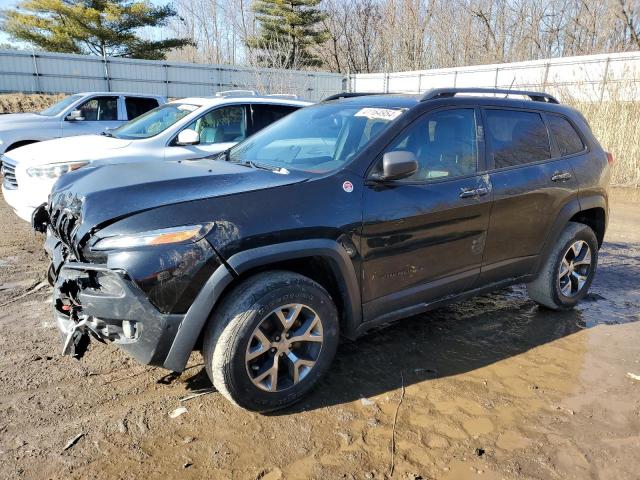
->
[0,189,638,480]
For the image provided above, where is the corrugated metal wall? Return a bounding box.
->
[0,50,345,101]
[3,49,639,103]
[349,51,640,101]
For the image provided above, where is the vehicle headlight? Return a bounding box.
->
[26,161,89,179]
[90,224,213,251]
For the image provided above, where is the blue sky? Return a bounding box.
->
[0,0,18,44]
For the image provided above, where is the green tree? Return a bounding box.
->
[1,0,191,60]
[247,0,328,68]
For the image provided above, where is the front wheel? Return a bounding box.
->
[527,222,598,310]
[203,271,339,412]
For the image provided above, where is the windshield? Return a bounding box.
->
[39,94,83,116]
[227,103,406,173]
[110,103,200,139]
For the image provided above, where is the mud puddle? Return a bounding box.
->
[0,188,639,479]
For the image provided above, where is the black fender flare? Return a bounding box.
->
[227,239,362,336]
[163,239,362,372]
[533,193,606,275]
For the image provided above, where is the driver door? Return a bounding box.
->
[61,95,122,136]
[164,105,247,161]
[360,107,493,322]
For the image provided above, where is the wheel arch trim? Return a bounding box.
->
[163,239,362,372]
[227,239,362,337]
[534,193,606,275]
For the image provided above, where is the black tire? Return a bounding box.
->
[202,270,339,412]
[527,222,598,310]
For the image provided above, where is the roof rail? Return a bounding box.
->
[215,89,259,98]
[322,92,387,102]
[420,88,559,104]
[265,93,298,99]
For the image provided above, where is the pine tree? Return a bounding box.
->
[1,0,191,60]
[247,0,328,69]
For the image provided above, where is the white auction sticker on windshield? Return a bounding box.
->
[354,107,404,121]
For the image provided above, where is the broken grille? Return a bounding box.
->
[49,206,81,252]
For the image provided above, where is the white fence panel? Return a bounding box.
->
[0,49,344,101]
[349,52,640,101]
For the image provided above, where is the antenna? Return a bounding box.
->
[504,78,515,98]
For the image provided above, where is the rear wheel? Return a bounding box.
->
[203,271,339,412]
[527,222,598,310]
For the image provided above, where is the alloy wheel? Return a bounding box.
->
[245,303,323,392]
[558,240,592,297]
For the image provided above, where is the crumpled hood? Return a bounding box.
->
[49,159,309,241]
[5,134,132,166]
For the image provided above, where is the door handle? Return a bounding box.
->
[551,171,572,182]
[459,186,489,198]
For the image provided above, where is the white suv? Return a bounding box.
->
[2,93,311,221]
[0,92,165,155]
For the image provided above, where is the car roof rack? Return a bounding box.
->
[420,87,559,104]
[265,93,298,99]
[322,92,387,102]
[215,89,259,98]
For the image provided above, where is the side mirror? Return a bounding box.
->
[176,128,200,146]
[66,110,84,121]
[373,151,419,181]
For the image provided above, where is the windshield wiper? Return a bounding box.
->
[243,161,290,174]
[100,130,114,137]
[243,160,270,171]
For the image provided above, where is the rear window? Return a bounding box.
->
[125,97,160,120]
[547,114,585,156]
[251,104,299,132]
[484,109,551,169]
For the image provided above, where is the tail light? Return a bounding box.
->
[605,151,614,165]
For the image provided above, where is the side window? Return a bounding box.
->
[76,96,119,121]
[125,97,159,120]
[484,109,551,168]
[546,114,585,157]
[380,108,478,181]
[184,105,246,145]
[251,104,299,133]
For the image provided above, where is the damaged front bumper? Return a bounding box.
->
[53,261,184,366]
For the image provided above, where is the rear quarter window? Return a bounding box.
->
[251,104,300,133]
[126,97,160,120]
[484,109,551,169]
[546,114,585,156]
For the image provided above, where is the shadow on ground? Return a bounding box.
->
[178,241,640,414]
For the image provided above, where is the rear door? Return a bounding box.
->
[479,107,578,284]
[164,104,248,161]
[361,107,493,322]
[61,95,122,136]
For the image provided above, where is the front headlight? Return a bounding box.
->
[26,161,89,179]
[90,224,213,251]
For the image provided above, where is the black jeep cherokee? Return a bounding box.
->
[37,88,610,412]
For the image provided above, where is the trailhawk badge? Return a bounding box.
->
[342,181,354,193]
